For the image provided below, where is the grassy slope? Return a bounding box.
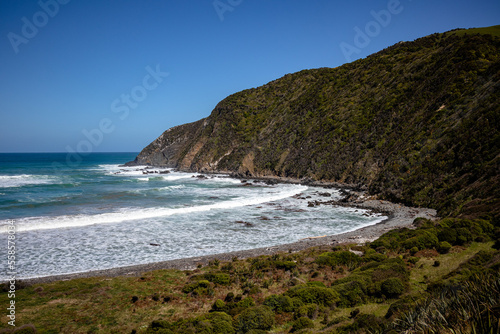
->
[450,25,500,37]
[1,238,497,333]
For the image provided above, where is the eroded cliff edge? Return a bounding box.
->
[127,31,500,219]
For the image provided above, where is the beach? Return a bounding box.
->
[21,193,436,286]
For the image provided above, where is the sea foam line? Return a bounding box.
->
[0,174,58,188]
[0,185,307,232]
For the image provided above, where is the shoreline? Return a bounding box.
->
[19,195,436,286]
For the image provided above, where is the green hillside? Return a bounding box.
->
[449,24,500,37]
[132,30,500,220]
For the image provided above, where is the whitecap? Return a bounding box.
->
[0,184,307,232]
[0,174,58,188]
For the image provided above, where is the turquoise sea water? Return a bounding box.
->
[0,153,385,279]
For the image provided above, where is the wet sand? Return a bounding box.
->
[20,193,436,286]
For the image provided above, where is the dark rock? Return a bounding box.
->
[235,221,253,227]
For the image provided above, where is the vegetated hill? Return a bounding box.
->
[129,30,500,219]
[451,24,500,37]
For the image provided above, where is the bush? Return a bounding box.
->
[306,281,326,287]
[381,278,405,298]
[202,273,231,285]
[438,241,452,254]
[364,252,387,262]
[201,312,235,334]
[403,230,439,250]
[211,299,226,312]
[285,285,339,307]
[237,297,255,309]
[334,279,368,307]
[146,312,235,334]
[235,306,275,333]
[437,229,457,244]
[294,304,319,320]
[370,258,409,282]
[245,330,267,334]
[275,260,297,271]
[181,280,214,296]
[211,297,255,316]
[316,251,361,269]
[456,228,472,245]
[291,317,314,332]
[263,294,295,313]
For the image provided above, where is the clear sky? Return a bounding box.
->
[0,0,498,153]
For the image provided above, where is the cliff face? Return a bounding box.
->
[129,31,500,218]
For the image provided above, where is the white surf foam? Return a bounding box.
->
[0,184,307,232]
[161,173,200,181]
[0,175,58,188]
[98,164,174,176]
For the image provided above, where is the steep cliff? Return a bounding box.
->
[129,30,500,218]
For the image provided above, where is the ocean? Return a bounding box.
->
[0,153,386,280]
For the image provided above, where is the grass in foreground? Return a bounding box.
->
[0,216,498,333]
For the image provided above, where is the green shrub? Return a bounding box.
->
[438,241,452,254]
[437,229,457,244]
[237,297,255,309]
[285,285,339,307]
[182,280,210,293]
[181,280,214,296]
[211,299,226,312]
[381,278,405,298]
[336,314,385,333]
[306,281,326,287]
[291,317,314,332]
[202,273,231,285]
[294,304,319,320]
[316,251,361,269]
[408,256,420,264]
[403,230,439,250]
[333,280,368,307]
[275,260,297,271]
[410,247,419,255]
[456,228,472,245]
[364,252,387,262]
[370,258,409,282]
[211,297,255,317]
[201,312,235,334]
[235,306,275,333]
[245,330,267,334]
[263,294,295,313]
[148,312,235,334]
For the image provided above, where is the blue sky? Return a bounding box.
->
[0,0,498,153]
